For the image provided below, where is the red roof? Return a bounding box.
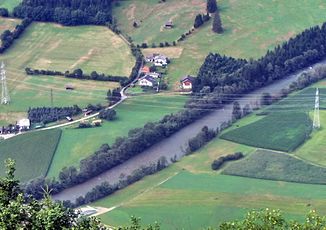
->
[141,66,150,73]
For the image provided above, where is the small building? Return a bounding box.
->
[141,66,150,73]
[65,84,75,90]
[164,20,173,29]
[92,119,102,126]
[17,118,31,130]
[180,75,195,90]
[139,75,156,87]
[147,72,161,79]
[145,54,169,67]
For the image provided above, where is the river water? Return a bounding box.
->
[53,63,323,202]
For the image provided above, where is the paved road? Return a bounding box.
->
[53,62,326,202]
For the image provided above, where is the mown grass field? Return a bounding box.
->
[0,0,21,11]
[113,0,205,44]
[0,22,133,124]
[116,0,326,89]
[220,112,312,152]
[91,135,326,229]
[295,111,326,166]
[0,129,61,182]
[46,94,188,178]
[223,149,326,184]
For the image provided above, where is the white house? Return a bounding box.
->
[147,72,161,79]
[145,54,169,67]
[17,118,30,130]
[139,76,156,87]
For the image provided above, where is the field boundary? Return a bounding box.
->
[44,129,63,178]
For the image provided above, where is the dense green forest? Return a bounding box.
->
[13,0,114,25]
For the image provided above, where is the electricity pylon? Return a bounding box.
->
[313,88,320,129]
[1,61,10,104]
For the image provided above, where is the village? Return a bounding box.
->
[134,52,195,93]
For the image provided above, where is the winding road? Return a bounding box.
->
[53,61,326,202]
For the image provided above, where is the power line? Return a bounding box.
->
[1,62,10,105]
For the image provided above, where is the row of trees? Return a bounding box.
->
[13,0,114,26]
[28,105,82,124]
[194,13,211,29]
[211,152,244,170]
[187,126,216,152]
[0,18,31,54]
[25,68,129,85]
[73,158,168,207]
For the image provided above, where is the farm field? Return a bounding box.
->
[113,0,206,45]
[0,21,133,124]
[295,111,326,167]
[220,112,312,152]
[116,0,326,89]
[46,94,188,178]
[223,149,326,184]
[0,129,62,182]
[93,161,326,229]
[0,0,21,11]
[2,75,119,112]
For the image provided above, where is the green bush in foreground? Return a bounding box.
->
[223,150,326,184]
[221,112,312,152]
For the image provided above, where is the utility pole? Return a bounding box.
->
[1,61,10,105]
[313,88,320,129]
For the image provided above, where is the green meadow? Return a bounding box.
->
[0,22,134,124]
[0,129,61,181]
[115,0,326,89]
[46,94,188,178]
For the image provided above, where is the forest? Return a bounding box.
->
[13,0,115,26]
[194,23,326,94]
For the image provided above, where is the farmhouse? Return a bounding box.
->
[17,118,31,130]
[139,76,156,87]
[180,75,195,90]
[145,53,169,67]
[164,20,173,29]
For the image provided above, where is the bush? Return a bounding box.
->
[211,152,244,170]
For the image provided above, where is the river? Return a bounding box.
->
[53,62,324,202]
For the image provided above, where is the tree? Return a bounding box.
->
[0,8,9,17]
[0,159,105,229]
[242,104,251,116]
[212,11,223,33]
[220,209,326,229]
[194,14,204,28]
[99,109,117,121]
[261,92,272,106]
[207,0,218,13]
[232,101,242,120]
